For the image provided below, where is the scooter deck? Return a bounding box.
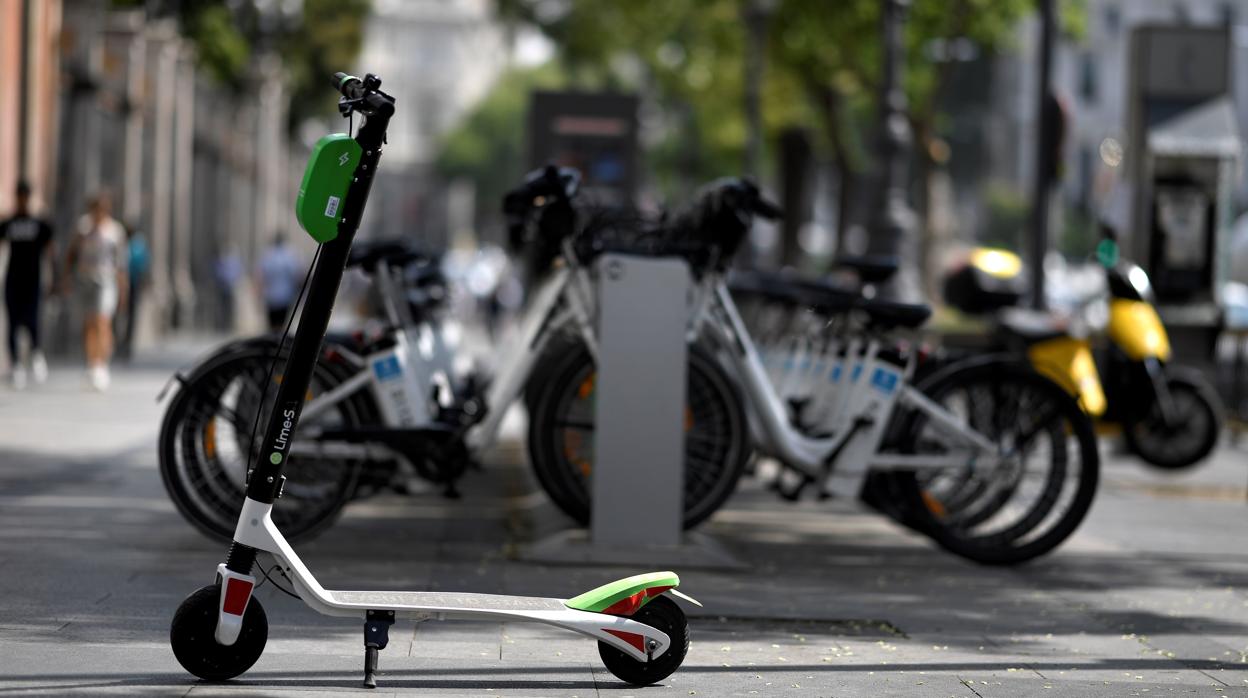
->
[327,590,567,613]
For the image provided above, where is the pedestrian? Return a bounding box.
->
[214,245,242,332]
[64,192,127,391]
[117,222,149,361]
[256,232,301,332]
[0,180,55,389]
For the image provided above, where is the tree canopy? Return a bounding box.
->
[113,0,371,129]
[485,0,1082,202]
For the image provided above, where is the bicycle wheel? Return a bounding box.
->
[159,344,372,543]
[1123,367,1222,470]
[888,359,1099,565]
[527,342,749,529]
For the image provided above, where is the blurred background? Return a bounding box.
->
[3,3,1248,693]
[2,0,1245,362]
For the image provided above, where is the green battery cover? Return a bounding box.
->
[295,133,363,243]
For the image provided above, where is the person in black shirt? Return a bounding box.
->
[0,181,55,388]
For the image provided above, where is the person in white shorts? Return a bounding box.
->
[63,193,128,391]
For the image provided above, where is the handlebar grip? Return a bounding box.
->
[331,72,395,117]
[754,196,783,221]
[332,72,362,99]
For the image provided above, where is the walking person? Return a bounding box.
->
[256,233,301,332]
[64,192,127,391]
[213,245,242,332]
[117,222,149,361]
[0,180,55,388]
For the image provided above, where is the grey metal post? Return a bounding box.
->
[742,0,774,179]
[171,49,196,327]
[148,35,177,334]
[122,22,146,226]
[1029,0,1056,310]
[592,255,689,547]
[866,0,920,302]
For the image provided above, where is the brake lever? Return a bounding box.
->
[338,97,364,117]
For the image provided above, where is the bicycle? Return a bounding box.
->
[528,180,1100,565]
[159,166,749,541]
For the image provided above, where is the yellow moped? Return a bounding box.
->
[945,233,1222,470]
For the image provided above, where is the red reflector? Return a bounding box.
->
[604,629,647,653]
[222,578,253,616]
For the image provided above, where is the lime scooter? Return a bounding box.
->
[169,73,695,689]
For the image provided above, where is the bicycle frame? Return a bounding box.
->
[693,276,1008,498]
[294,244,601,460]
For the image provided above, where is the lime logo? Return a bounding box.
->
[270,452,283,465]
[338,152,350,166]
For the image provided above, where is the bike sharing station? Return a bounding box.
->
[523,252,747,569]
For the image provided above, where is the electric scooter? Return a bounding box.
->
[169,72,695,689]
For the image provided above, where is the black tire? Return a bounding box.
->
[159,343,372,543]
[527,342,749,529]
[598,595,688,686]
[888,359,1100,565]
[1124,367,1222,470]
[171,584,267,681]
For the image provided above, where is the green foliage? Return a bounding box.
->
[111,0,370,129]
[185,4,252,85]
[1059,207,1098,259]
[435,63,569,223]
[496,0,815,191]
[982,181,1028,251]
[498,1,1059,175]
[281,0,371,131]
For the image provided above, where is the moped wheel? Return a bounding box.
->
[598,595,689,686]
[1124,368,1222,470]
[527,342,749,529]
[159,344,370,543]
[171,584,267,681]
[890,359,1099,565]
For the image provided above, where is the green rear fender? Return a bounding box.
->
[565,571,682,616]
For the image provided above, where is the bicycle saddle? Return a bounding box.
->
[857,297,932,329]
[728,270,861,315]
[996,307,1067,344]
[835,255,899,285]
[727,270,809,305]
[347,238,436,272]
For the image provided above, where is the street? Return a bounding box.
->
[2,353,1248,697]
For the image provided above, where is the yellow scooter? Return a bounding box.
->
[943,233,1222,470]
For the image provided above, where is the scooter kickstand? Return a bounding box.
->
[363,609,395,689]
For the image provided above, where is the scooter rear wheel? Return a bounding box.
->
[171,584,268,681]
[598,595,689,686]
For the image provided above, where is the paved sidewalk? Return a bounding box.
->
[1,350,1248,696]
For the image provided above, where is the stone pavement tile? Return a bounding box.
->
[953,673,1235,697]
[224,659,602,696]
[407,620,503,661]
[0,641,193,695]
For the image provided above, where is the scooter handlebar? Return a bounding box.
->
[331,72,395,117]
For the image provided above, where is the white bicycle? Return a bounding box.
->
[527,180,1100,565]
[158,167,750,541]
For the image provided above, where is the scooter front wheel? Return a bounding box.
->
[171,584,268,681]
[1124,367,1223,470]
[598,595,689,686]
